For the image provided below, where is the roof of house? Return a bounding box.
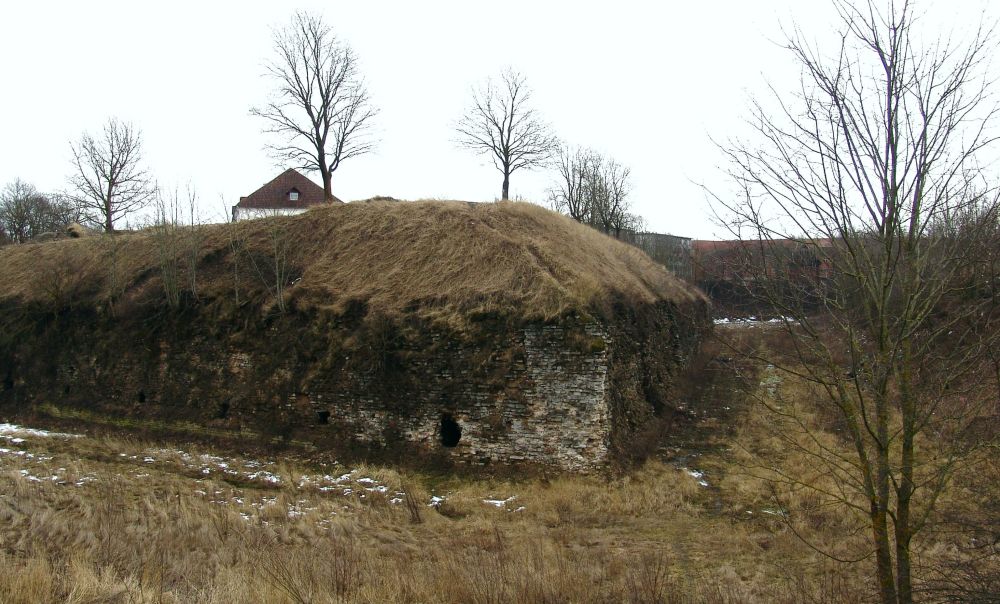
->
[235,169,342,209]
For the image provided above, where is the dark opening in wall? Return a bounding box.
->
[137,390,146,403]
[316,410,330,425]
[216,401,230,419]
[440,413,461,447]
[2,375,12,391]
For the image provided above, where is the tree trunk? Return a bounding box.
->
[895,517,913,604]
[501,169,510,201]
[105,184,115,232]
[875,387,898,604]
[896,343,916,604]
[321,167,334,202]
[872,502,898,604]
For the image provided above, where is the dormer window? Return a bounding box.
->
[289,189,300,201]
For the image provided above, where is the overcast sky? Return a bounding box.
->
[1,1,996,238]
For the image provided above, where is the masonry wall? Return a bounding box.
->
[3,309,624,471]
[1,291,707,471]
[290,323,612,470]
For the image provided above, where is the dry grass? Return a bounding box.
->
[0,378,891,603]
[0,200,703,324]
[0,320,991,602]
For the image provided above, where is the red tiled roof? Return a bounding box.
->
[235,169,342,209]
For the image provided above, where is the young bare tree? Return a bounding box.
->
[252,11,377,202]
[152,186,184,309]
[219,194,251,307]
[713,2,1000,602]
[68,118,153,232]
[456,69,558,201]
[182,184,203,301]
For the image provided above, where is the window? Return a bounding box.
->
[289,190,299,201]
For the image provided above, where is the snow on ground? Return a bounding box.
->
[482,495,517,508]
[683,468,710,488]
[0,423,80,439]
[1,422,517,519]
[713,316,797,326]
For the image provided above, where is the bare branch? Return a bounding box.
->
[252,11,378,201]
[455,68,558,200]
[67,118,154,232]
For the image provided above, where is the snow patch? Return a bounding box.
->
[0,423,80,439]
[483,495,517,508]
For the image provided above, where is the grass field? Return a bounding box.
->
[0,327,994,603]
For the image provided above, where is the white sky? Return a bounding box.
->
[1,1,996,238]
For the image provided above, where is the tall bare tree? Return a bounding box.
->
[713,2,1000,602]
[252,11,377,202]
[456,69,558,201]
[68,118,154,232]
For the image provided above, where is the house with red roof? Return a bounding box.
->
[231,169,342,221]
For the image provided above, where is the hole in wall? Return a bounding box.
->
[216,401,230,419]
[2,376,12,391]
[63,385,71,395]
[137,390,146,403]
[316,410,330,425]
[440,413,462,447]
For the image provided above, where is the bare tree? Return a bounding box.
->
[713,2,1000,602]
[456,68,558,201]
[549,145,593,222]
[549,145,642,237]
[152,186,184,309]
[252,11,377,202]
[68,118,154,232]
[587,156,638,237]
[0,180,78,243]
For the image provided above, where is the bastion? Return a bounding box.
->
[0,200,708,470]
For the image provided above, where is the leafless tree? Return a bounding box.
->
[456,68,558,201]
[550,145,642,237]
[587,156,638,237]
[0,180,78,243]
[239,210,295,314]
[712,2,1000,602]
[252,11,377,202]
[549,145,593,222]
[68,118,154,232]
[152,187,184,309]
[219,194,251,307]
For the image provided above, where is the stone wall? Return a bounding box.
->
[299,323,611,470]
[2,299,705,472]
[7,313,621,471]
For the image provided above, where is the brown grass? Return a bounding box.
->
[0,200,703,324]
[0,347,902,604]
[0,426,872,603]
[4,326,992,601]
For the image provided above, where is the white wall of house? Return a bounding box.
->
[232,207,309,222]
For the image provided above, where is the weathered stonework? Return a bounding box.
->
[2,299,706,472]
[301,323,612,470]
